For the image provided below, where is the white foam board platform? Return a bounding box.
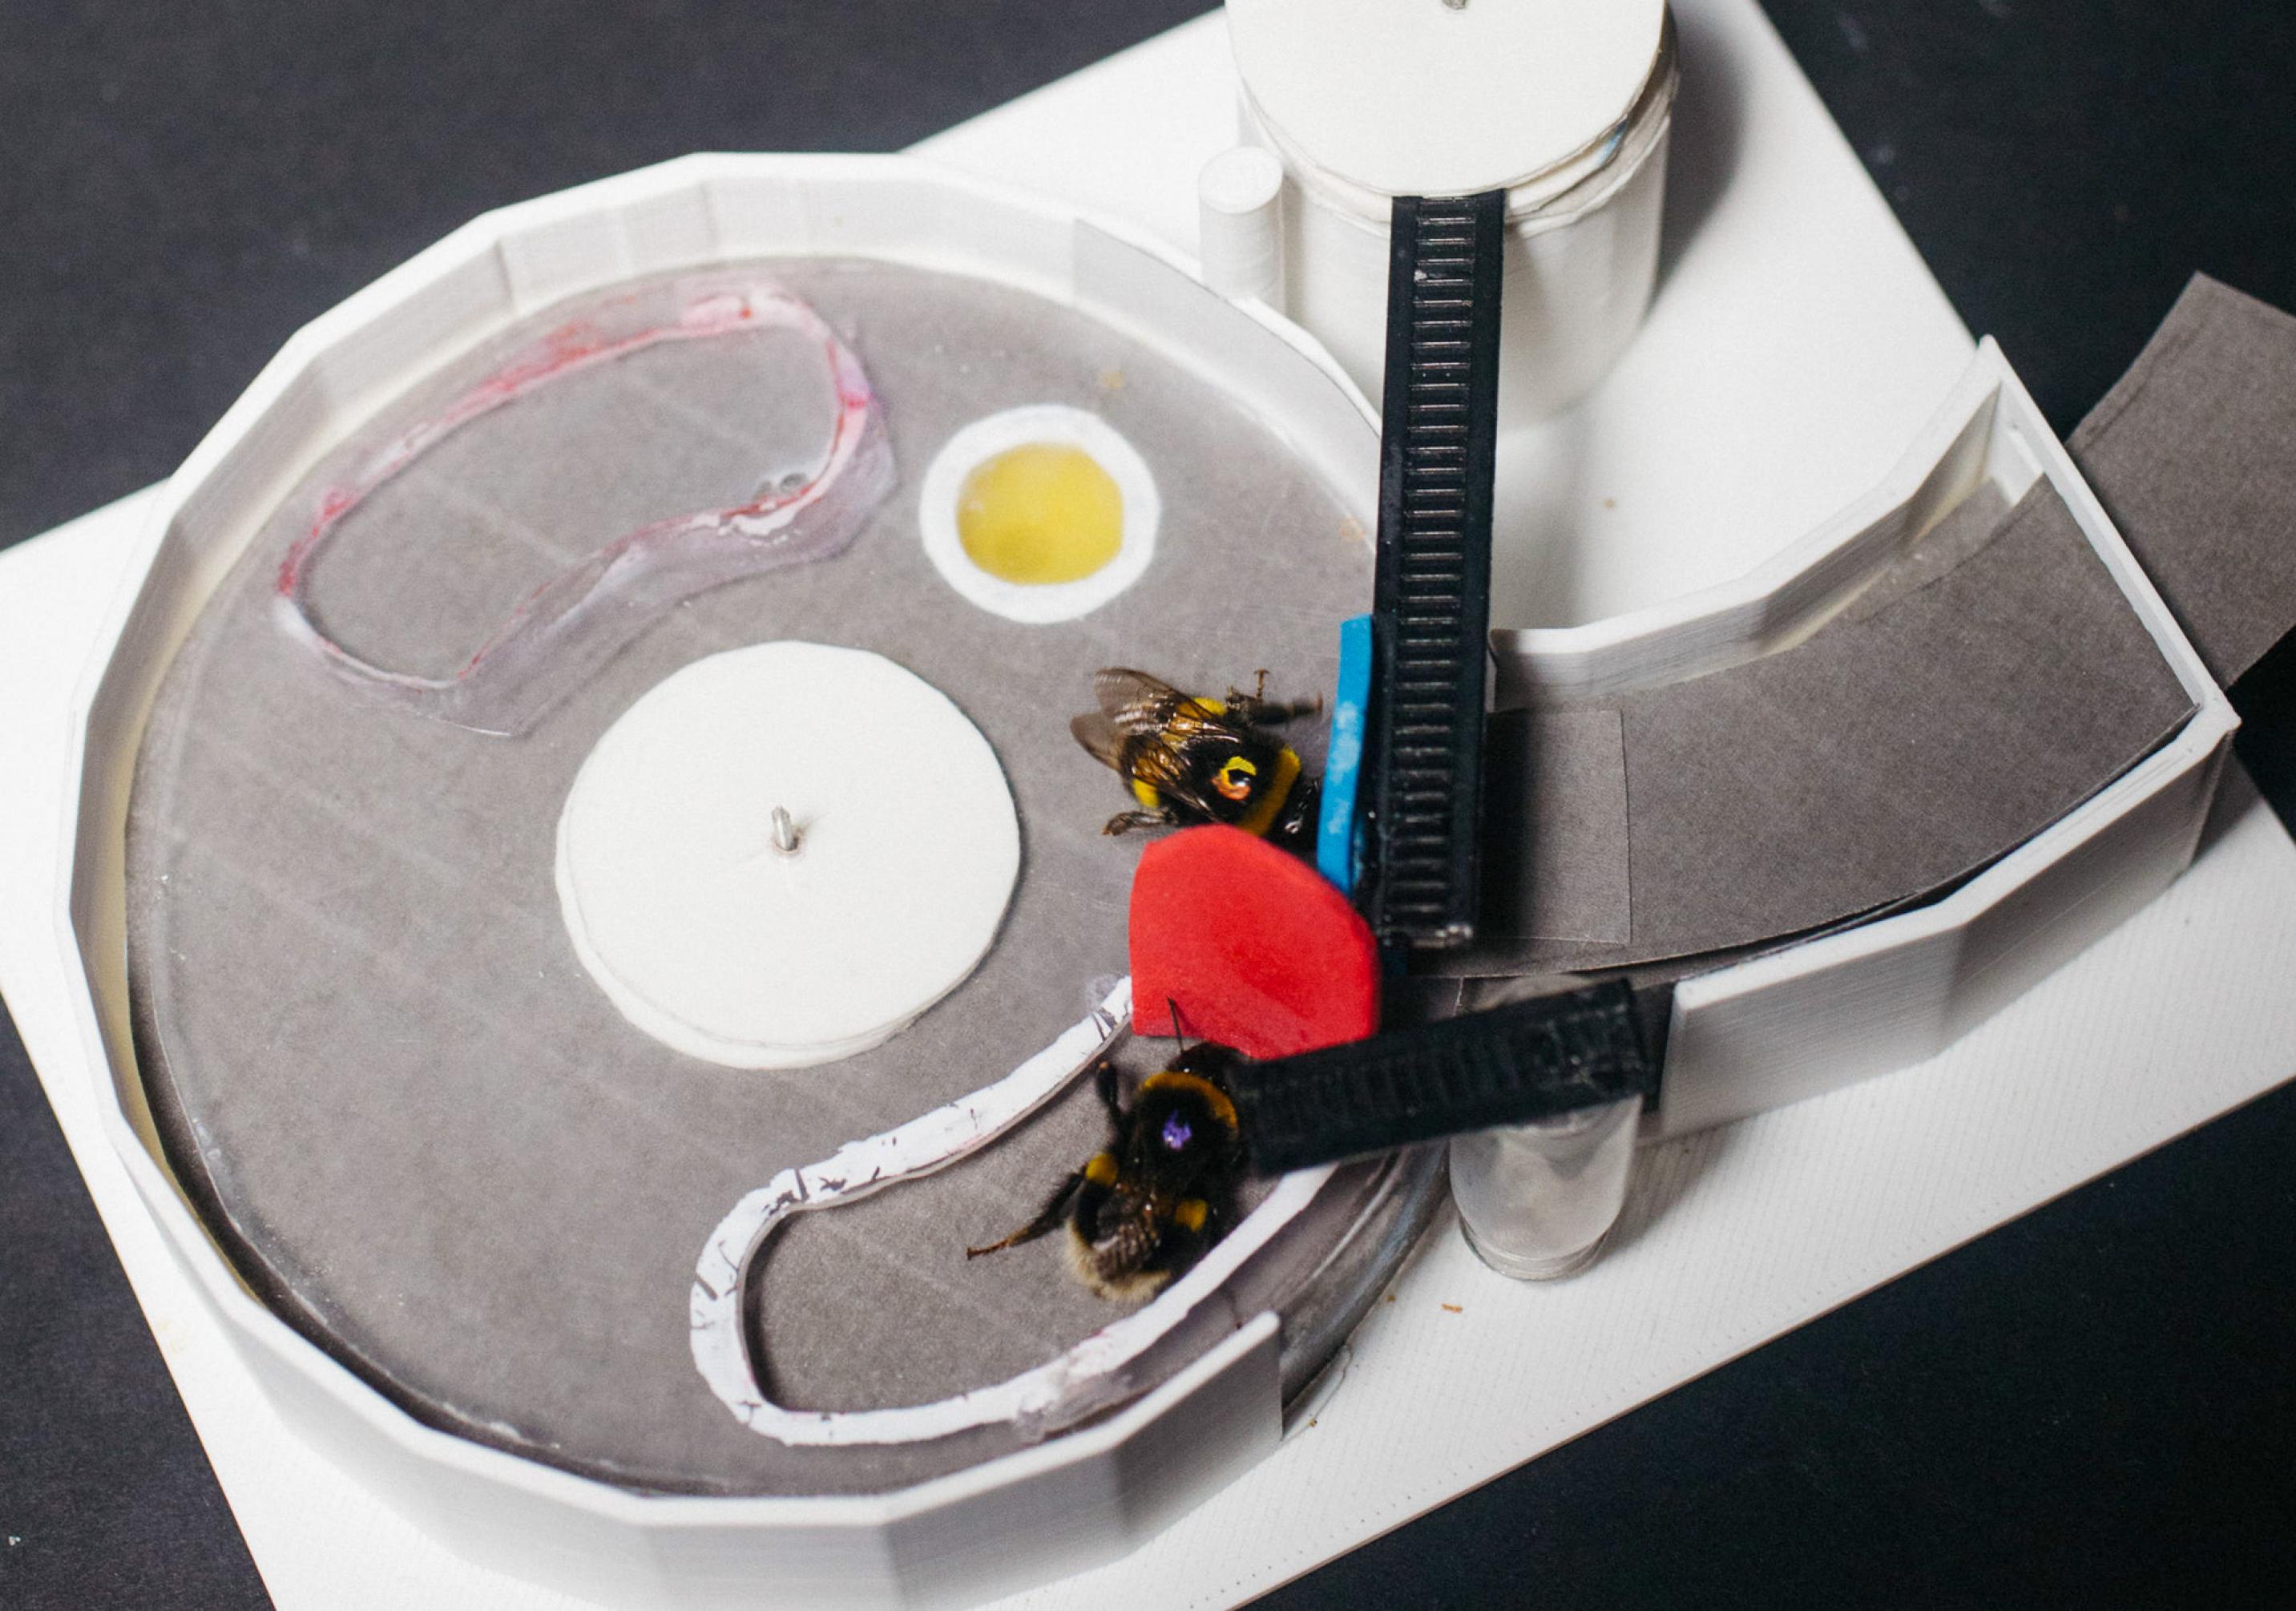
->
[5,8,2294,1609]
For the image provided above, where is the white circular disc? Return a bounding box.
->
[918,404,1160,624]
[1230,0,1668,200]
[556,643,1020,1069]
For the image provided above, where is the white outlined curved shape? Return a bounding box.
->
[918,405,1160,624]
[691,974,1334,1446]
[273,277,894,737]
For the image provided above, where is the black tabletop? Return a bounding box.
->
[4,2,2294,1606]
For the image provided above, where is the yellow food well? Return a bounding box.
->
[955,443,1124,586]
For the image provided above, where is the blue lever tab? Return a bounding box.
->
[1318,612,1374,894]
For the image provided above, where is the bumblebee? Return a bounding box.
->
[966,1041,1246,1302]
[1071,667,1321,846]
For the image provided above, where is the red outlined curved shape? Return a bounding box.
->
[273,277,894,736]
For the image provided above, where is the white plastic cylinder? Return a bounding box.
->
[1449,1097,1641,1280]
[1197,145,1287,304]
[1275,116,1673,425]
[1228,0,1679,426]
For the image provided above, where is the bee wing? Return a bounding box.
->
[1087,668,1237,818]
[1124,734,1209,807]
[1098,666,1249,745]
[1070,711,1130,774]
[1072,708,1206,810]
[1094,667,1184,731]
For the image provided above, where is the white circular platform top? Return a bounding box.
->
[1229,0,1669,200]
[556,642,1019,1069]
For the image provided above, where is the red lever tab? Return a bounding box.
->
[1128,826,1380,1060]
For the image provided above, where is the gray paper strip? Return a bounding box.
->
[1459,477,2193,974]
[2069,273,2296,689]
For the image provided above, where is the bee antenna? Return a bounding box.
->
[1168,996,1192,1052]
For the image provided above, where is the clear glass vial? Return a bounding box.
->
[1449,1096,1641,1280]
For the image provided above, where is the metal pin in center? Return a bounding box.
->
[770,805,802,856]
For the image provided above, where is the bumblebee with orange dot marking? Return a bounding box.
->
[1071,667,1321,849]
[965,1041,1246,1302]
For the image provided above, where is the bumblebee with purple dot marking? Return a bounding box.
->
[966,1041,1246,1302]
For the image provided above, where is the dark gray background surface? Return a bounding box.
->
[4,0,2294,1606]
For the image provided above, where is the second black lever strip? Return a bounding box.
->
[1229,980,1654,1176]
[1362,189,1505,948]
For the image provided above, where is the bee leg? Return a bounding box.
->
[1158,1174,1242,1281]
[1273,775,1323,850]
[1224,680,1322,729]
[1095,1058,1125,1124]
[1224,680,1273,722]
[966,1170,1084,1260]
[1262,689,1325,725]
[1101,808,1179,836]
[1140,1197,1217,1285]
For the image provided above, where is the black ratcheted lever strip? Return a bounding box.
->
[1359,188,1505,949]
[1229,979,1654,1175]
